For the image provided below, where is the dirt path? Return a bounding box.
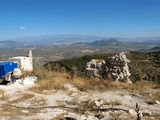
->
[0,78,160,120]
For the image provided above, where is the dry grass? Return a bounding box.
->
[144,89,160,105]
[0,89,5,100]
[151,89,160,101]
[28,67,68,93]
[145,99,157,105]
[0,89,4,93]
[28,67,160,96]
[29,67,109,93]
[72,78,109,92]
[0,67,159,119]
[110,81,151,90]
[109,81,159,94]
[30,76,110,93]
[29,74,69,93]
[11,93,35,103]
[103,100,122,106]
[109,111,124,118]
[109,111,136,120]
[0,93,46,116]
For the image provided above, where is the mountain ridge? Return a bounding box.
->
[71,39,125,46]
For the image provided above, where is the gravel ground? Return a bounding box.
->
[0,78,160,120]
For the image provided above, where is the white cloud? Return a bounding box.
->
[20,26,26,29]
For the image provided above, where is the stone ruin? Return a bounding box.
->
[86,59,106,78]
[86,52,131,83]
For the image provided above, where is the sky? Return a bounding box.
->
[0,0,160,39]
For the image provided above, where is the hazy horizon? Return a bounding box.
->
[1,34,160,41]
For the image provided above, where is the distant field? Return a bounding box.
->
[0,44,147,67]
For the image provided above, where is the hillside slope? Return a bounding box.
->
[44,51,160,83]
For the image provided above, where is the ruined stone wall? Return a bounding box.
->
[86,52,131,83]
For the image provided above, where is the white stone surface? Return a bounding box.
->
[86,52,131,82]
[9,50,33,71]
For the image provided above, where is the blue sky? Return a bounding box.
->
[0,0,160,39]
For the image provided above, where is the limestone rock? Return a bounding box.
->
[106,52,131,83]
[86,59,106,78]
[86,52,131,82]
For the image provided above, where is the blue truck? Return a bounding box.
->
[0,61,18,83]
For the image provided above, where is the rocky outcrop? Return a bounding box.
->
[107,52,131,82]
[86,59,106,78]
[86,52,131,83]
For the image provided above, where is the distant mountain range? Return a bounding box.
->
[0,34,108,45]
[71,39,125,46]
[0,40,19,48]
[0,40,30,48]
[118,37,160,45]
[0,34,109,47]
[0,34,160,50]
[150,46,160,51]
